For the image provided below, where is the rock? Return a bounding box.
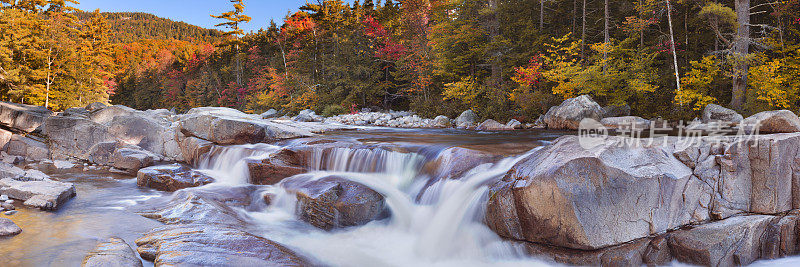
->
[179,137,214,165]
[109,147,158,175]
[83,237,143,267]
[742,110,800,133]
[89,105,142,125]
[423,147,500,181]
[134,185,255,225]
[432,115,452,128]
[542,95,605,130]
[600,116,651,130]
[107,115,168,155]
[135,224,310,266]
[1,202,13,210]
[0,178,76,210]
[88,142,122,166]
[179,114,314,145]
[85,102,108,112]
[53,160,75,169]
[43,116,115,161]
[486,135,712,250]
[21,169,49,181]
[476,119,509,131]
[293,109,323,122]
[603,104,631,117]
[246,149,306,185]
[0,218,21,236]
[137,164,214,192]
[506,119,522,129]
[521,237,650,266]
[261,109,279,119]
[455,110,477,128]
[62,107,90,118]
[702,104,743,124]
[0,195,6,201]
[668,215,775,266]
[0,162,25,180]
[285,175,387,230]
[0,101,53,133]
[0,129,11,150]
[6,134,49,161]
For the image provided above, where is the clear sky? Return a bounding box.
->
[75,0,312,33]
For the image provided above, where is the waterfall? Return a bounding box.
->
[196,143,281,184]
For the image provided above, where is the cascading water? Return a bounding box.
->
[206,143,553,266]
[196,143,280,184]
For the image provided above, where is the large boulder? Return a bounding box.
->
[137,164,214,192]
[109,147,159,175]
[107,115,168,155]
[702,104,743,124]
[134,185,256,226]
[0,218,22,237]
[432,115,452,128]
[293,109,323,122]
[246,149,306,185]
[742,110,800,133]
[668,215,775,266]
[82,237,143,267]
[0,101,53,133]
[179,114,315,145]
[486,135,712,250]
[455,110,477,128]
[0,178,76,210]
[43,116,115,160]
[5,134,49,161]
[543,95,605,130]
[89,105,142,125]
[285,175,388,230]
[135,224,310,266]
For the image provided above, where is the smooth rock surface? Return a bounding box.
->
[0,101,53,133]
[702,104,743,123]
[82,237,143,267]
[137,164,214,192]
[0,178,76,210]
[742,110,800,133]
[285,175,387,230]
[543,95,605,130]
[44,116,115,160]
[0,217,22,237]
[455,110,477,128]
[246,149,306,185]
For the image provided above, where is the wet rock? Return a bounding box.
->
[134,185,256,226]
[6,134,49,161]
[600,116,650,130]
[261,109,279,119]
[0,178,76,210]
[603,104,631,117]
[455,110,477,128]
[109,147,159,175]
[668,215,775,266]
[476,119,510,131]
[135,224,310,266]
[522,237,650,266]
[542,95,604,130]
[432,115,452,128]
[82,237,143,267]
[0,101,53,133]
[246,149,306,185]
[43,116,115,161]
[285,176,387,230]
[293,109,323,122]
[486,135,711,250]
[742,110,800,133]
[179,136,214,165]
[0,218,22,236]
[137,164,214,192]
[423,147,500,181]
[85,102,108,112]
[702,104,743,124]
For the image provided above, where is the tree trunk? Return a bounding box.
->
[730,0,750,110]
[581,0,587,63]
[540,0,545,31]
[603,0,609,74]
[666,0,682,99]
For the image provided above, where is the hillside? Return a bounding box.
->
[77,12,223,44]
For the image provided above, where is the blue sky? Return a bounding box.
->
[75,0,313,33]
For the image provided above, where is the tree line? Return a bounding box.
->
[2,0,799,122]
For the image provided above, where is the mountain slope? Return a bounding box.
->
[78,12,223,44]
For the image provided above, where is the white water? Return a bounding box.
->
[193,142,552,266]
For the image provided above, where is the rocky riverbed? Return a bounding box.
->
[1,97,800,266]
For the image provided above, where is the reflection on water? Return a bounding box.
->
[0,169,166,266]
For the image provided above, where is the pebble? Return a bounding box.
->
[5,210,17,215]
[0,195,8,201]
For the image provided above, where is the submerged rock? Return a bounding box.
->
[135,224,310,266]
[0,218,22,237]
[285,175,387,230]
[0,178,76,210]
[542,95,604,130]
[137,164,214,192]
[82,237,143,267]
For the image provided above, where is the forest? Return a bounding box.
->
[1,0,799,122]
